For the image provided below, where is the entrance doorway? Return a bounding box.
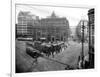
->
[51,36,55,42]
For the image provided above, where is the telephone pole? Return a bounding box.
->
[81,21,85,68]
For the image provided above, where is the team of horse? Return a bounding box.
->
[26,41,68,58]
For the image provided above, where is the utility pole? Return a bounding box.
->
[81,21,85,68]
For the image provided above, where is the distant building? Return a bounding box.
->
[75,20,88,42]
[32,12,70,42]
[16,11,70,42]
[16,11,38,38]
[69,26,77,41]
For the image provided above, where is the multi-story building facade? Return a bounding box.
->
[32,12,69,42]
[16,11,38,38]
[16,11,70,42]
[88,9,94,49]
[88,8,94,68]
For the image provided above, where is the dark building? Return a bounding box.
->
[88,8,94,68]
[32,12,70,42]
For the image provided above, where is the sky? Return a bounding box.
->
[16,4,89,27]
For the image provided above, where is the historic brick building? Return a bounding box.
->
[32,12,69,42]
[16,11,70,42]
[88,8,94,68]
[88,9,94,49]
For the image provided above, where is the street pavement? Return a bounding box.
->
[31,41,89,72]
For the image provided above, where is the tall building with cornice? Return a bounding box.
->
[32,12,70,42]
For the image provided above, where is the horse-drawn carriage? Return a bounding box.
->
[26,40,68,58]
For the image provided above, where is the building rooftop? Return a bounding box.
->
[88,8,94,15]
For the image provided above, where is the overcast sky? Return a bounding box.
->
[16,4,89,27]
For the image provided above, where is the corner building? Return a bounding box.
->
[33,12,70,42]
